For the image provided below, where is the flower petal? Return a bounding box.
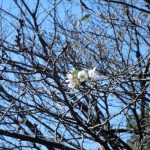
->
[68,82,76,88]
[65,80,70,83]
[67,74,73,80]
[88,67,100,80]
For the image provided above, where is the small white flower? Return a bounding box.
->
[88,67,96,78]
[68,82,76,88]
[67,74,73,80]
[65,74,73,83]
[88,67,100,80]
[68,79,79,88]
[66,73,79,88]
[78,70,88,82]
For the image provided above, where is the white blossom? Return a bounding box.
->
[66,68,100,88]
[88,67,100,80]
[78,70,88,82]
[68,79,79,88]
[65,74,73,82]
[67,74,73,80]
[68,82,76,88]
[66,74,79,88]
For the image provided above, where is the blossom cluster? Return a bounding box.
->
[65,67,100,88]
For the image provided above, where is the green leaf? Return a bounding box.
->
[73,43,78,49]
[118,30,125,38]
[73,20,77,27]
[77,20,81,26]
[73,20,81,27]
[81,14,91,21]
[70,70,79,75]
[72,70,79,75]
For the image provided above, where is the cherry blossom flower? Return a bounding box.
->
[77,70,88,82]
[66,68,100,88]
[68,80,78,88]
[65,74,73,83]
[66,74,79,88]
[88,67,100,80]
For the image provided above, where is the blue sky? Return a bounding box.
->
[1,0,149,149]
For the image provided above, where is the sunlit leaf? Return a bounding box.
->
[81,14,91,21]
[118,30,125,38]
